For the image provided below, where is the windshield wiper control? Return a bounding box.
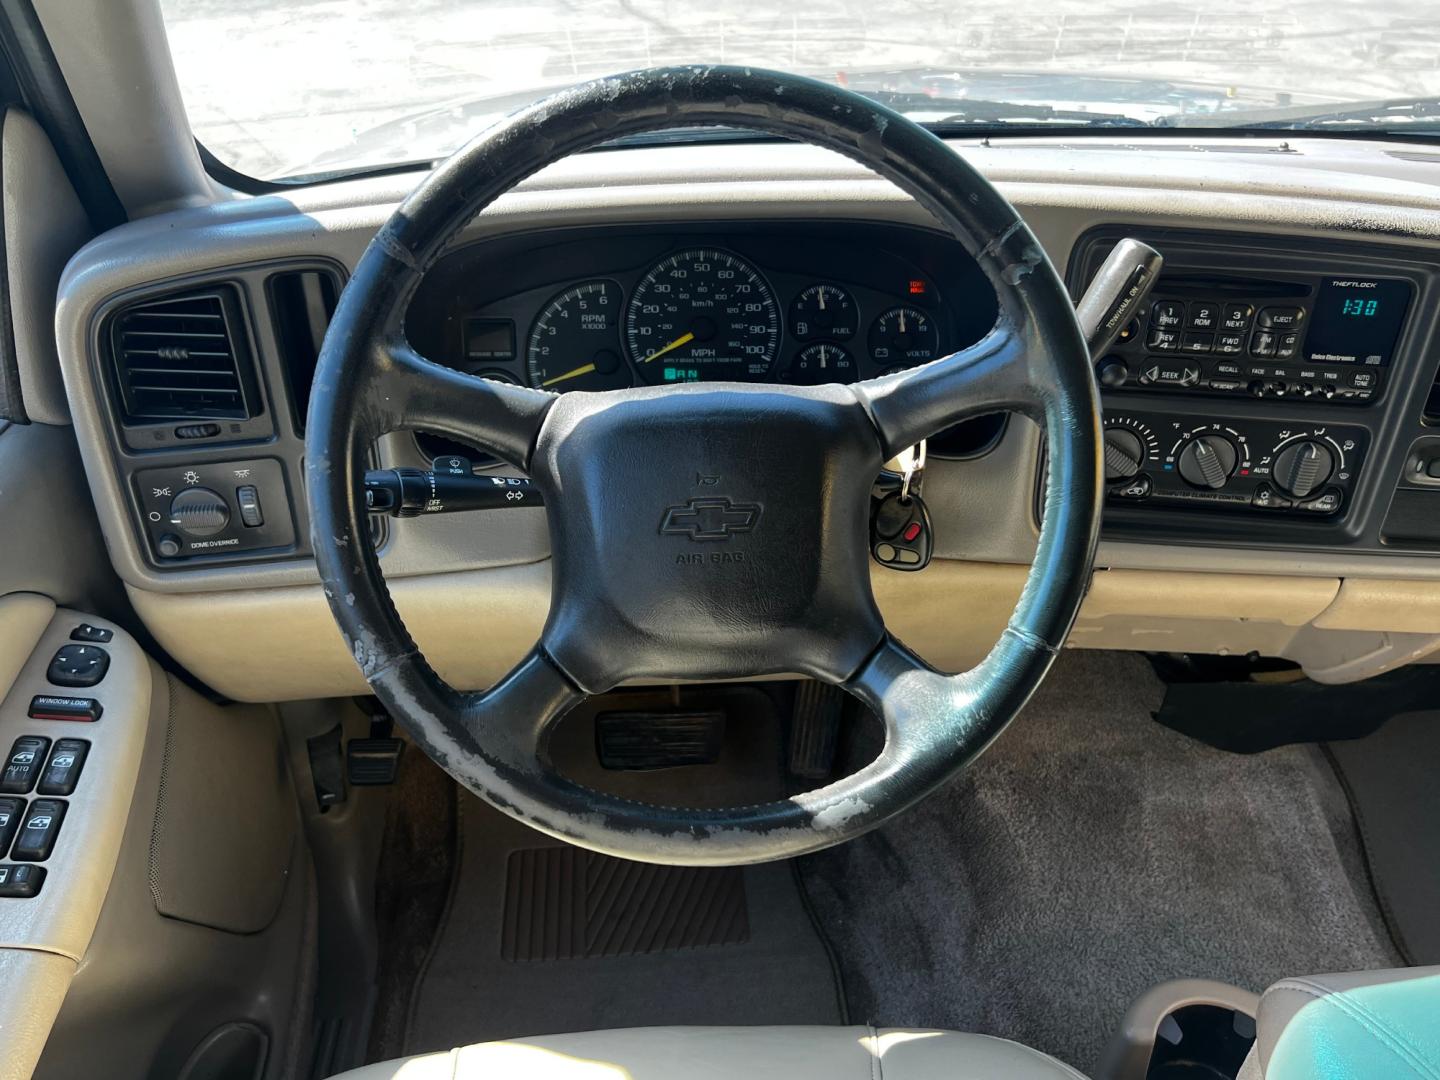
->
[364,456,543,517]
[1075,237,1164,361]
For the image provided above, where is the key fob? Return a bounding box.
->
[870,491,933,571]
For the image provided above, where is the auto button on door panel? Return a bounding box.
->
[1,736,50,794]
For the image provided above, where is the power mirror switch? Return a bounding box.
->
[0,798,24,855]
[69,624,113,643]
[0,865,46,898]
[47,644,109,688]
[11,799,66,861]
[1,737,50,794]
[38,739,89,797]
[28,696,102,722]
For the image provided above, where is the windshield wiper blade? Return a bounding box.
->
[1172,94,1440,131]
[861,91,1148,128]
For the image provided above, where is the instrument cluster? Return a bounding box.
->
[406,224,998,398]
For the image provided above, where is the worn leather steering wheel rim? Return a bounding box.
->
[306,65,1102,866]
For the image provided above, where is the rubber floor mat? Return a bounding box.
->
[401,685,845,1054]
[502,847,749,961]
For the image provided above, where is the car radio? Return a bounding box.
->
[1095,275,1412,405]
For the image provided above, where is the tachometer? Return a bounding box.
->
[527,280,630,391]
[625,249,780,383]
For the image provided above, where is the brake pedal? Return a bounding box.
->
[789,680,845,780]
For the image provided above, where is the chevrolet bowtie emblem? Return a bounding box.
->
[659,497,762,541]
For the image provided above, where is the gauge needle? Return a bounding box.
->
[639,331,695,364]
[540,362,597,387]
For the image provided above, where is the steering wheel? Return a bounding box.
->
[306,65,1101,866]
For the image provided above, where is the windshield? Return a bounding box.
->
[160,1,1440,181]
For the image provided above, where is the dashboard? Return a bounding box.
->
[44,134,1440,700]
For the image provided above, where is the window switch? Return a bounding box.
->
[0,864,45,898]
[38,740,89,797]
[0,798,23,856]
[47,644,110,688]
[1,737,50,794]
[11,799,66,861]
[69,624,113,644]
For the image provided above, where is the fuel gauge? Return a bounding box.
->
[790,285,858,341]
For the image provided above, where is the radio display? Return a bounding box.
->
[1305,278,1411,365]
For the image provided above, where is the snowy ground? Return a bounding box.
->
[159,0,1440,178]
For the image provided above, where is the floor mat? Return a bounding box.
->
[799,650,1400,1074]
[1326,710,1440,965]
[401,686,845,1055]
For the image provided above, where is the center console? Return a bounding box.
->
[1069,228,1440,555]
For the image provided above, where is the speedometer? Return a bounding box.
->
[625,249,780,383]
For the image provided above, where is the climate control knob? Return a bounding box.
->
[168,487,230,537]
[1273,440,1335,500]
[1103,428,1145,480]
[1177,435,1238,489]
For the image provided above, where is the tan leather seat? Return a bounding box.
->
[336,1026,1088,1079]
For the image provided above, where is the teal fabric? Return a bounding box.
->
[1267,973,1440,1080]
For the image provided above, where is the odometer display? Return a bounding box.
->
[625,249,780,383]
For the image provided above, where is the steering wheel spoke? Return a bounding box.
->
[853,322,1039,459]
[440,646,589,767]
[376,342,554,468]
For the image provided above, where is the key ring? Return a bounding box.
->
[899,439,927,503]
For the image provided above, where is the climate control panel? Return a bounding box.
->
[1102,411,1367,516]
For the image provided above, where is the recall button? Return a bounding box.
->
[28,696,103,722]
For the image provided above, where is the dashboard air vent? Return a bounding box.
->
[267,267,341,434]
[110,288,255,422]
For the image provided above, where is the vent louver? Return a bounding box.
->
[110,288,255,422]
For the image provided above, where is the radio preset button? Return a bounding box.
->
[1147,329,1181,351]
[1187,301,1221,330]
[1221,303,1254,330]
[1150,301,1184,329]
[1181,332,1213,354]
